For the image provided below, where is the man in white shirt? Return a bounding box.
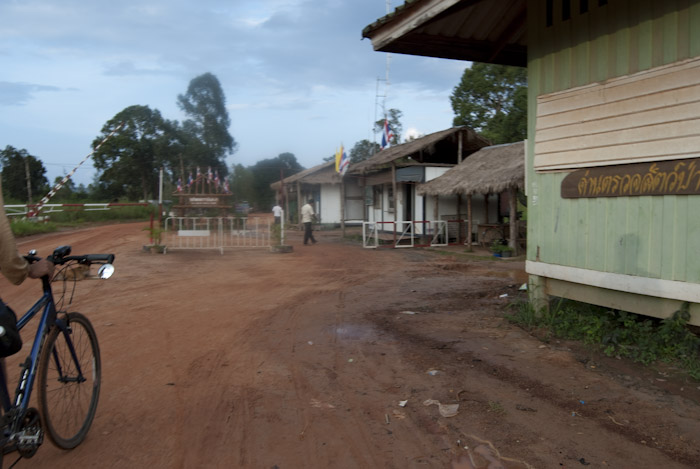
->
[272,203,283,225]
[301,198,317,245]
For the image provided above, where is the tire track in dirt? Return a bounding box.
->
[365,277,700,468]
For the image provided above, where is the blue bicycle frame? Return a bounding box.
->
[0,276,80,423]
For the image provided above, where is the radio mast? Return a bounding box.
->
[373,1,392,153]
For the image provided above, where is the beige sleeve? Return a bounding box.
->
[0,188,28,285]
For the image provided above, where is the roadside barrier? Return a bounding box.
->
[362,220,454,248]
[164,216,273,254]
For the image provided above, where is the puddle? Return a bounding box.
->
[451,441,532,469]
[333,324,380,342]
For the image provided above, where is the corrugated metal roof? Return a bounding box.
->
[350,126,490,173]
[270,160,341,190]
[363,0,527,67]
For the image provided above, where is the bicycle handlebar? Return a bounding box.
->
[24,245,115,266]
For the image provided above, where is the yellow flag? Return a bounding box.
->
[335,146,342,173]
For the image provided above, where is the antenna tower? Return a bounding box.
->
[373,1,392,152]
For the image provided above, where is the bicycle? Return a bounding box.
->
[0,245,115,468]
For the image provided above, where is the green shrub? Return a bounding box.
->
[507,299,700,380]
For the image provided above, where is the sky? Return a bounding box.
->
[0,0,468,188]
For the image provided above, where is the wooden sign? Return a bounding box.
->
[561,158,700,198]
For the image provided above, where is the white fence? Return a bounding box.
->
[362,220,452,249]
[164,216,280,254]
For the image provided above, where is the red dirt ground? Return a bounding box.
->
[1,221,699,468]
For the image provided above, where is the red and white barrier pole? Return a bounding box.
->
[28,122,124,217]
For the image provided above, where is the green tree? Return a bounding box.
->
[450,63,527,144]
[229,164,255,204]
[177,73,236,175]
[0,146,49,202]
[92,105,179,201]
[349,139,381,163]
[374,108,403,146]
[250,153,304,211]
[50,175,77,202]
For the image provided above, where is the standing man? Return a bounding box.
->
[301,198,317,245]
[272,202,283,225]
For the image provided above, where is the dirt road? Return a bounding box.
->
[1,221,699,468]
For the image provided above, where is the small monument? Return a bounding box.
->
[172,168,231,216]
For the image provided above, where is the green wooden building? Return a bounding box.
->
[363,0,700,325]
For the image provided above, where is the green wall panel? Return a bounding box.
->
[527,0,700,283]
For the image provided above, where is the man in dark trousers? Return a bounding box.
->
[301,198,317,245]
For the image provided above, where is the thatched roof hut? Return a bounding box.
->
[350,126,490,174]
[417,141,524,196]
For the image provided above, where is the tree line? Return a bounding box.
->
[2,63,526,210]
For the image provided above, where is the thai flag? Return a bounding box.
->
[381,119,394,149]
[338,146,350,176]
[223,179,231,193]
[214,170,220,188]
[176,178,183,192]
[207,167,213,183]
[187,172,193,187]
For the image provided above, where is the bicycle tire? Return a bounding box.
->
[37,312,101,449]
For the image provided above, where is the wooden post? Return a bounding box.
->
[483,193,489,223]
[340,181,346,235]
[467,194,472,249]
[456,194,462,243]
[296,181,302,227]
[458,130,463,163]
[509,187,518,255]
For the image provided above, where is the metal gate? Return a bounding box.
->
[164,217,273,254]
[362,220,450,249]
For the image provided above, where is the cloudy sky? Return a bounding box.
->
[0,0,467,187]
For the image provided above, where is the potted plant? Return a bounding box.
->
[489,239,513,258]
[269,223,293,253]
[143,225,166,254]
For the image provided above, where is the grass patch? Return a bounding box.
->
[507,299,700,381]
[9,219,59,237]
[10,205,156,237]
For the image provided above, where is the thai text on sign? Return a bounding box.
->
[561,158,700,198]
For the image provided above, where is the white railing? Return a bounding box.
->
[361,220,450,249]
[164,216,277,254]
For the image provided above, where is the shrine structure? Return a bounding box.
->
[172,170,232,216]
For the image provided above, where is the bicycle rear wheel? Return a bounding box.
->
[37,312,101,449]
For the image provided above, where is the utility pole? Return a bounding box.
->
[24,157,32,204]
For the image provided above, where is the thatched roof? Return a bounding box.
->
[270,160,340,190]
[350,126,490,174]
[417,141,525,196]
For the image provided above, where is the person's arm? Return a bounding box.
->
[0,198,29,285]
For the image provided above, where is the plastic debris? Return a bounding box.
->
[519,283,528,291]
[400,311,418,315]
[348,358,354,363]
[423,399,459,417]
[499,293,508,298]
[426,369,439,376]
[398,400,408,407]
[307,341,313,345]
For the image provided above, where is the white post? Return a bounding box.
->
[158,167,164,217]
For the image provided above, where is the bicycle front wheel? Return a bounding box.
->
[37,312,101,449]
